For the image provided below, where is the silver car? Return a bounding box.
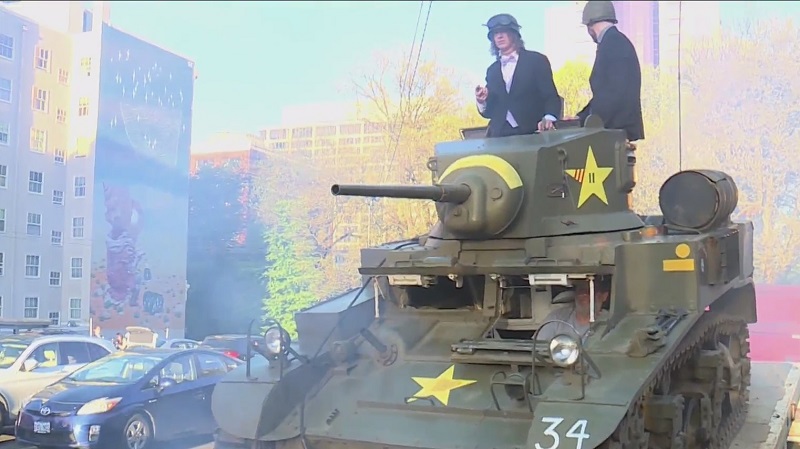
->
[0,333,116,430]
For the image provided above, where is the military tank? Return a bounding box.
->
[212,116,756,449]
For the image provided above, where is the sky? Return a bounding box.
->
[102,1,800,149]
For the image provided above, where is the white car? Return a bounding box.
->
[0,332,116,431]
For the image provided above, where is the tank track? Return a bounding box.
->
[601,309,751,449]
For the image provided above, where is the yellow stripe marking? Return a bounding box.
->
[662,259,696,272]
[789,418,800,442]
[438,155,523,190]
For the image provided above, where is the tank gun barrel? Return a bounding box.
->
[331,183,471,203]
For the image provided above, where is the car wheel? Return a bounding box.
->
[123,413,152,449]
[0,396,8,429]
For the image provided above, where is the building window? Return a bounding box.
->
[0,77,10,103]
[69,298,81,319]
[24,297,39,318]
[80,57,92,76]
[78,97,89,117]
[0,164,6,187]
[52,190,63,205]
[74,176,86,197]
[56,108,67,124]
[49,271,61,286]
[0,252,3,276]
[0,122,9,145]
[25,255,40,278]
[58,68,69,85]
[51,230,62,245]
[26,212,42,236]
[30,128,47,153]
[269,129,287,140]
[76,136,90,157]
[28,170,43,193]
[339,124,362,134]
[72,217,84,238]
[48,311,59,325]
[0,208,5,232]
[32,87,49,113]
[364,122,386,134]
[35,48,50,71]
[291,127,313,139]
[0,34,13,60]
[70,257,83,279]
[54,148,65,164]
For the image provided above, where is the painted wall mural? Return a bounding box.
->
[90,24,194,337]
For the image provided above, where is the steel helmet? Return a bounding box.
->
[582,1,618,26]
[484,13,522,41]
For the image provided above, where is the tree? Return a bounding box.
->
[676,19,800,282]
[262,200,324,337]
[250,148,358,296]
[186,166,266,339]
[348,48,488,244]
[553,61,593,118]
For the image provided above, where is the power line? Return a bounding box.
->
[677,0,684,171]
[381,0,433,184]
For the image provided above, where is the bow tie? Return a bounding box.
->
[501,54,517,65]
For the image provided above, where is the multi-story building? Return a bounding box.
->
[190,132,267,175]
[544,1,720,70]
[543,1,596,71]
[657,1,721,71]
[0,2,195,338]
[258,116,387,254]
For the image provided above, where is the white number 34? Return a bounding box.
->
[534,417,591,449]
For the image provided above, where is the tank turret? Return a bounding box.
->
[212,118,756,449]
[332,121,643,240]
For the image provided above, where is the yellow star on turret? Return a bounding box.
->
[564,146,614,208]
[406,365,477,406]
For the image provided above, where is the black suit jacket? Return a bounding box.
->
[479,49,562,138]
[578,26,645,141]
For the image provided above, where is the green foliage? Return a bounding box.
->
[262,200,323,338]
[553,61,593,117]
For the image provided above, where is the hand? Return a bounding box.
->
[538,118,556,131]
[475,85,488,104]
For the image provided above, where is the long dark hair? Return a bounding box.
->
[490,31,526,59]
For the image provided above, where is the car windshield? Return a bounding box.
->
[67,353,166,384]
[202,337,244,350]
[0,340,31,369]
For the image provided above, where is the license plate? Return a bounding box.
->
[33,420,51,434]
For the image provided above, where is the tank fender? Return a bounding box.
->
[212,377,275,440]
[211,360,331,441]
[527,402,628,449]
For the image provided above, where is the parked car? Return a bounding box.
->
[0,333,116,431]
[15,347,241,449]
[199,334,259,361]
[157,338,200,349]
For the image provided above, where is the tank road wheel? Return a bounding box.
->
[604,395,649,449]
[666,318,751,449]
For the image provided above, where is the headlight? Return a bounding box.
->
[263,326,290,359]
[22,395,39,409]
[76,397,122,416]
[549,334,581,367]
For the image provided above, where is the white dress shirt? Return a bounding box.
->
[477,51,557,128]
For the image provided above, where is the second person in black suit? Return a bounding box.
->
[475,14,562,138]
[576,1,645,142]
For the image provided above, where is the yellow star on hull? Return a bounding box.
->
[564,146,614,208]
[406,365,477,406]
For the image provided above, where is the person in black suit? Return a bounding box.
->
[475,14,562,138]
[575,1,645,142]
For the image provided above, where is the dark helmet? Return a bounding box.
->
[582,1,618,26]
[484,13,522,41]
